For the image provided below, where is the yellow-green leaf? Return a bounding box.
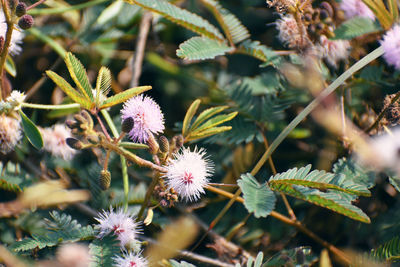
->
[100,86,151,109]
[189,106,228,131]
[182,99,201,137]
[65,52,93,102]
[95,66,112,107]
[186,126,232,141]
[5,55,16,77]
[46,71,88,109]
[193,111,238,133]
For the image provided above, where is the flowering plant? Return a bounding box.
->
[0,0,400,266]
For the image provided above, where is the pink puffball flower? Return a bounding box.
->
[163,147,214,202]
[318,35,351,68]
[380,24,400,70]
[121,94,164,143]
[276,14,311,49]
[113,252,148,267]
[0,114,22,154]
[95,208,140,249]
[41,124,77,160]
[56,243,90,267]
[340,0,375,20]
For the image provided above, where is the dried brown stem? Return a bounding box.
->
[0,1,14,99]
[130,11,152,87]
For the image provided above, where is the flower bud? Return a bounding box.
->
[99,170,111,190]
[147,133,159,154]
[0,36,4,54]
[121,117,134,133]
[66,138,83,150]
[8,0,18,10]
[16,2,27,17]
[87,134,99,144]
[18,14,34,30]
[320,2,334,17]
[159,136,169,153]
[81,110,93,129]
[172,134,183,149]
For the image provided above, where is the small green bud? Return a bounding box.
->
[99,170,111,190]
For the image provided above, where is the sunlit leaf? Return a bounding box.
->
[182,99,201,137]
[100,86,152,109]
[177,37,233,60]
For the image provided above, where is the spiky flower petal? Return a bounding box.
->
[6,90,25,110]
[121,94,164,143]
[380,24,400,70]
[163,147,213,202]
[113,252,148,267]
[276,14,311,49]
[0,114,22,154]
[95,208,140,249]
[41,124,77,160]
[340,0,375,20]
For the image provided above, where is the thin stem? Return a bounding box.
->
[95,113,112,140]
[27,0,47,10]
[205,185,351,265]
[27,0,109,15]
[130,12,152,87]
[137,174,160,220]
[0,1,14,99]
[21,102,80,110]
[365,89,400,133]
[101,110,130,211]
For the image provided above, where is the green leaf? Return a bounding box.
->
[269,164,371,196]
[332,157,376,190]
[271,183,370,223]
[46,70,88,108]
[19,110,43,150]
[187,126,232,141]
[100,86,152,109]
[125,0,224,40]
[238,173,276,218]
[264,247,315,266]
[177,37,232,60]
[28,28,67,58]
[371,236,400,261]
[5,55,16,77]
[193,112,238,133]
[238,40,281,66]
[182,99,201,137]
[0,179,22,193]
[169,260,197,267]
[189,106,229,131]
[65,52,94,102]
[95,66,112,107]
[201,0,250,44]
[89,235,120,267]
[332,17,382,40]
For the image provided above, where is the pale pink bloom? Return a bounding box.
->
[0,114,22,154]
[340,0,375,20]
[0,10,24,55]
[380,24,400,70]
[113,252,148,267]
[121,94,164,143]
[276,14,311,49]
[164,147,213,202]
[57,243,90,267]
[41,124,76,160]
[95,208,140,249]
[317,35,351,67]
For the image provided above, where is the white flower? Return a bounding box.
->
[317,35,351,67]
[380,24,400,70]
[41,124,77,160]
[6,90,25,110]
[163,147,213,202]
[276,14,311,49]
[365,128,400,175]
[0,114,22,154]
[95,208,140,249]
[57,243,90,267]
[113,252,148,267]
[0,10,24,55]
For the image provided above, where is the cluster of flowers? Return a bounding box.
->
[121,94,214,202]
[95,208,147,267]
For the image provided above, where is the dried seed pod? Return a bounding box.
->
[66,138,83,150]
[159,136,169,153]
[99,170,111,190]
[121,117,134,133]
